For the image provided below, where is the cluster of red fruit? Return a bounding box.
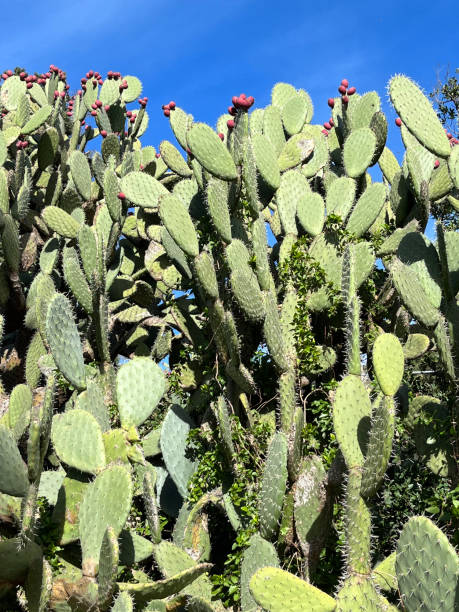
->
[321,117,335,136]
[81,70,103,91]
[162,101,176,117]
[15,141,28,150]
[226,93,255,130]
[1,65,70,89]
[126,110,138,124]
[336,78,356,105]
[138,97,148,108]
[107,71,122,80]
[445,129,459,147]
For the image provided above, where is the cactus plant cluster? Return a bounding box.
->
[0,64,457,611]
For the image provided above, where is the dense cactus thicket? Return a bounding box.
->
[0,65,458,611]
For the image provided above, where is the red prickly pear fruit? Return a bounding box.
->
[239,93,247,99]
[1,73,7,80]
[81,120,85,126]
[90,110,97,117]
[218,133,225,141]
[342,95,349,104]
[26,83,33,89]
[117,192,126,200]
[98,79,103,86]
[232,95,239,106]
[323,122,332,130]
[143,97,148,102]
[91,103,97,110]
[104,105,110,111]
[395,118,402,127]
[447,132,452,139]
[347,86,356,95]
[96,100,103,108]
[246,96,254,107]
[107,71,113,78]
[338,85,347,95]
[155,153,161,158]
[227,119,235,129]
[329,118,334,126]
[100,130,108,138]
[164,109,171,117]
[126,111,132,117]
[60,91,65,98]
[341,78,349,88]
[77,89,83,96]
[6,70,13,76]
[88,70,94,77]
[85,125,90,130]
[66,111,72,117]
[124,131,128,136]
[228,106,237,116]
[92,80,98,87]
[434,159,440,168]
[82,85,87,91]
[81,78,87,84]
[168,101,176,109]
[321,129,329,136]
[162,104,170,110]
[140,164,144,170]
[129,117,135,124]
[19,72,26,79]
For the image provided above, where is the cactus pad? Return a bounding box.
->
[249,567,335,612]
[116,357,165,428]
[187,122,237,181]
[372,333,404,396]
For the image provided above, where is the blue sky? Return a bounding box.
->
[3,0,457,163]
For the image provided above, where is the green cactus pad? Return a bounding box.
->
[0,75,26,110]
[45,293,86,390]
[0,426,29,496]
[169,107,193,150]
[187,122,237,181]
[69,150,92,201]
[62,247,93,315]
[79,465,133,577]
[403,333,430,359]
[25,331,46,389]
[263,290,287,371]
[361,395,395,498]
[282,94,308,135]
[263,105,286,156]
[120,171,169,208]
[372,333,404,396]
[8,383,32,440]
[333,375,371,468]
[396,516,459,612]
[350,91,381,129]
[249,567,336,612]
[378,146,401,184]
[116,357,165,428]
[159,194,199,257]
[159,140,192,177]
[205,178,232,243]
[98,526,119,610]
[111,592,134,612]
[194,251,219,299]
[0,538,42,583]
[52,476,89,545]
[346,183,386,237]
[51,409,105,474]
[389,75,451,158]
[160,405,198,498]
[278,133,314,172]
[241,534,279,612]
[335,575,381,611]
[343,127,377,178]
[42,206,81,238]
[271,82,297,109]
[22,104,52,135]
[296,190,325,236]
[372,552,397,592]
[391,259,440,327]
[118,563,212,604]
[153,541,213,601]
[326,176,356,220]
[252,133,281,190]
[259,432,288,541]
[24,558,53,612]
[294,456,330,564]
[276,169,311,235]
[230,266,266,322]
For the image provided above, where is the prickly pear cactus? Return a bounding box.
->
[0,65,457,612]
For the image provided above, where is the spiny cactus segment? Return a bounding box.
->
[0,63,456,612]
